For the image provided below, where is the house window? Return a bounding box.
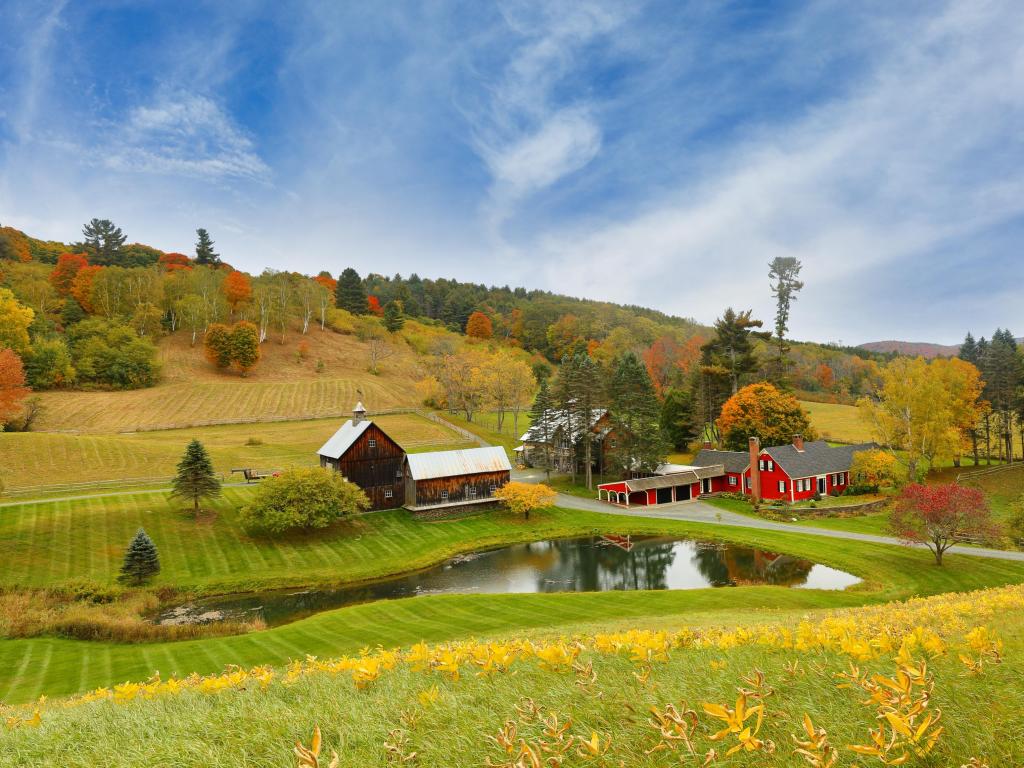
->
[778,480,786,493]
[767,461,774,472]
[468,487,477,499]
[745,477,751,490]
[758,459,765,471]
[384,489,393,499]
[368,439,377,448]
[441,490,449,500]
[728,476,738,486]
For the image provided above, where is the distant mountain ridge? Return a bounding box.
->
[860,338,1024,358]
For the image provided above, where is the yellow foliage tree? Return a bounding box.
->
[858,357,984,481]
[493,481,557,520]
[850,448,906,489]
[0,287,34,355]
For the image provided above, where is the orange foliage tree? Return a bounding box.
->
[716,381,817,450]
[50,252,89,296]
[642,334,705,395]
[0,227,31,262]
[313,272,337,293]
[466,310,493,340]
[70,265,103,313]
[0,347,30,425]
[367,295,384,317]
[158,252,191,271]
[814,363,835,391]
[223,270,253,315]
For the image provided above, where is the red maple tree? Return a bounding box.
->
[0,347,29,425]
[889,483,999,565]
[49,252,89,296]
[367,295,384,317]
[158,252,192,271]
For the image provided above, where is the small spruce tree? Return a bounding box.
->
[528,378,556,479]
[171,439,222,515]
[119,528,160,585]
[335,267,368,314]
[383,300,405,332]
[194,228,220,266]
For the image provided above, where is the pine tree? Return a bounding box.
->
[80,218,126,265]
[335,267,368,314]
[960,332,981,465]
[606,352,669,476]
[767,257,804,384]
[170,439,222,515]
[118,528,160,585]
[528,378,556,479]
[558,353,603,488]
[194,228,220,266]
[383,300,405,332]
[701,308,770,395]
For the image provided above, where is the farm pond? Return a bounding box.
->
[154,535,860,627]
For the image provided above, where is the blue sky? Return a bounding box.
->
[1,0,1022,344]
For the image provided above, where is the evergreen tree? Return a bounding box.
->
[335,267,368,314]
[170,439,222,515]
[194,228,220,266]
[660,386,697,450]
[606,353,669,475]
[557,353,603,488]
[701,308,770,396]
[984,329,1022,462]
[528,378,556,479]
[80,218,126,265]
[767,256,804,384]
[960,332,981,465]
[383,300,405,332]
[118,528,160,585]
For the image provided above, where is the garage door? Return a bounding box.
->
[656,487,673,504]
[675,485,691,501]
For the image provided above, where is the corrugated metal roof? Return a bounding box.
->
[520,408,608,443]
[317,419,372,459]
[406,446,512,481]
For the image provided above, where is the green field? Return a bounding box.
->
[0,413,471,491]
[441,410,532,458]
[799,400,875,443]
[2,496,1024,704]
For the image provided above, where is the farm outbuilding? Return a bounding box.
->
[317,403,405,510]
[404,446,512,512]
[597,464,725,506]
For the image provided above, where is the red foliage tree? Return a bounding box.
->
[814,363,835,391]
[50,252,89,296]
[222,270,253,314]
[313,273,337,292]
[0,347,30,425]
[70,264,103,313]
[889,483,999,565]
[367,295,384,317]
[465,310,493,340]
[158,252,192,271]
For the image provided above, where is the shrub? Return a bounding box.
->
[66,318,160,389]
[239,467,370,533]
[493,481,556,520]
[245,437,264,446]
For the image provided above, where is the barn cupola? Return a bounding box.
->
[352,401,367,425]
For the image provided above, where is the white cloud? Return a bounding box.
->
[103,92,270,182]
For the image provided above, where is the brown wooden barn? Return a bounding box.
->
[403,446,512,512]
[317,403,405,510]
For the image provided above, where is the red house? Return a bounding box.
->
[692,435,875,503]
[597,434,874,507]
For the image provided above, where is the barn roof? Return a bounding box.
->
[317,419,372,459]
[600,464,725,492]
[763,441,876,478]
[692,449,749,474]
[405,446,512,481]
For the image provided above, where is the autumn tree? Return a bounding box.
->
[545,314,584,359]
[643,334,702,395]
[0,347,30,427]
[70,264,103,313]
[335,267,368,314]
[606,352,668,475]
[494,481,557,520]
[767,256,804,382]
[222,270,252,317]
[49,252,89,295]
[701,308,770,396]
[0,288,34,355]
[203,323,233,368]
[889,483,998,565]
[23,338,76,389]
[80,219,126,264]
[859,357,984,481]
[194,228,220,266]
[466,310,493,339]
[230,321,261,376]
[175,294,205,346]
[850,449,906,490]
[158,252,191,271]
[367,295,384,317]
[716,382,817,451]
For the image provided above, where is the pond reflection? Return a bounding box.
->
[155,536,859,628]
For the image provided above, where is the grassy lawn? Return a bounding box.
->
[0,413,471,491]
[439,410,531,458]
[799,399,874,443]
[2,497,1024,703]
[4,592,1022,766]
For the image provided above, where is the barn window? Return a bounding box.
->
[441,490,449,500]
[396,469,403,479]
[384,489,393,499]
[489,484,497,495]
[368,439,377,448]
[467,487,477,499]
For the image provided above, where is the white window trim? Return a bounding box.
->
[778,480,785,493]
[368,438,377,448]
[440,490,449,500]
[384,489,393,498]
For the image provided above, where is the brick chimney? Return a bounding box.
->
[702,439,713,449]
[793,433,804,452]
[748,436,761,503]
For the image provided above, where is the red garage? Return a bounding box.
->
[597,464,725,506]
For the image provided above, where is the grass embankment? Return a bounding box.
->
[2,585,1022,766]
[800,400,873,443]
[0,413,471,491]
[438,410,531,458]
[2,497,1024,704]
